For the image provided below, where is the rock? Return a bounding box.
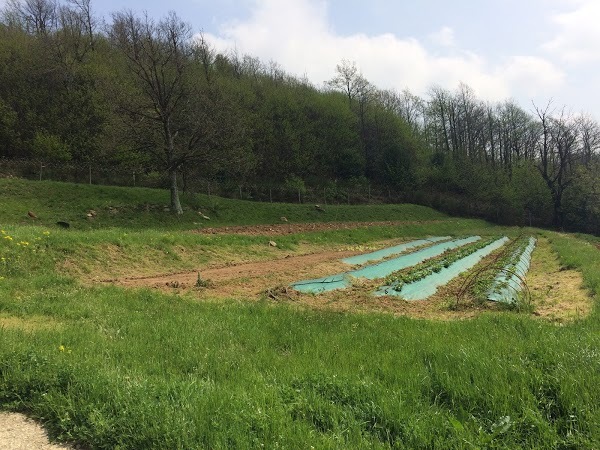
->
[315,204,325,212]
[269,240,277,247]
[56,221,70,229]
[280,216,288,222]
[27,211,37,219]
[198,211,210,220]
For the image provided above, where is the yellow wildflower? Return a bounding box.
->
[20,241,29,246]
[59,345,65,352]
[43,231,50,236]
[1,230,5,234]
[3,236,12,241]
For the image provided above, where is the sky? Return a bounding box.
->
[3,0,599,119]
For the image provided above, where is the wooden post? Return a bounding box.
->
[39,162,43,181]
[88,165,92,185]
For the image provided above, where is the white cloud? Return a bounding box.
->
[500,56,566,95]
[543,0,600,63]
[202,0,565,103]
[429,26,456,48]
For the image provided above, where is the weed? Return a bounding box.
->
[195,272,212,289]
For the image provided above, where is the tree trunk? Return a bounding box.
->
[169,168,183,215]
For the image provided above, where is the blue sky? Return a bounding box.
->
[3,0,599,119]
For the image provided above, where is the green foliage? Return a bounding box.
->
[32,131,71,161]
[385,236,501,290]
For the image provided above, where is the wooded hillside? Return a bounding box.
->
[1,1,599,233]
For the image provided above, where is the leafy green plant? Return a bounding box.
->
[385,236,502,291]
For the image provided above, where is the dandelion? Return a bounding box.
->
[59,345,65,352]
[3,236,12,241]
[19,241,29,246]
[1,230,5,234]
[43,231,50,236]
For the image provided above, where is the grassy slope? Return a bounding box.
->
[1,178,599,449]
[0,178,446,230]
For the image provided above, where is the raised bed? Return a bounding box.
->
[376,237,509,300]
[342,236,450,265]
[292,236,480,294]
[487,237,536,304]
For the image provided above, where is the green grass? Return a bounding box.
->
[0,178,447,230]
[1,178,599,449]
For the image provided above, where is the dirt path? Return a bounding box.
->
[0,413,71,450]
[194,220,444,236]
[115,249,358,298]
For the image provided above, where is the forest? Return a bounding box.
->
[1,0,599,234]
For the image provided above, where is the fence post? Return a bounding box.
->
[39,162,43,181]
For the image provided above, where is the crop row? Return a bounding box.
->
[487,236,536,303]
[465,235,529,300]
[384,236,502,292]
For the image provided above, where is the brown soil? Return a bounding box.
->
[193,220,444,236]
[0,413,72,450]
[114,249,359,298]
[105,236,593,322]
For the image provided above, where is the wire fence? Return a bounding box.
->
[0,157,545,227]
[0,157,396,204]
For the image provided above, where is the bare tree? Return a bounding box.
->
[4,0,57,34]
[576,114,600,166]
[534,101,579,227]
[110,11,196,214]
[66,0,96,49]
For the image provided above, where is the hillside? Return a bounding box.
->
[1,178,599,449]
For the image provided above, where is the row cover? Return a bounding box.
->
[292,236,480,294]
[342,236,450,265]
[376,237,509,300]
[487,237,537,304]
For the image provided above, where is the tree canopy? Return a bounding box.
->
[0,0,599,232]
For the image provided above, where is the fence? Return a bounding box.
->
[0,157,548,228]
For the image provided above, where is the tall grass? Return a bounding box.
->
[1,281,599,448]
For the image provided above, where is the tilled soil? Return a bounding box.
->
[193,220,444,236]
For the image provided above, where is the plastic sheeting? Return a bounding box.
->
[376,237,509,300]
[342,237,451,265]
[488,237,536,304]
[292,236,480,294]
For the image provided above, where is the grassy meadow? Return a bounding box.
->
[1,179,600,449]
